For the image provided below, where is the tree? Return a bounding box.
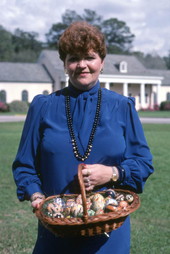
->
[46,9,84,48]
[12,29,42,52]
[46,23,68,49]
[11,29,43,62]
[101,18,135,54]
[62,9,83,26]
[82,9,102,27]
[46,9,135,54]
[164,50,170,69]
[0,25,13,61]
[0,25,43,62]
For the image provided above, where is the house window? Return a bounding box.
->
[119,61,127,73]
[0,90,6,103]
[167,92,170,101]
[22,90,28,102]
[43,90,49,95]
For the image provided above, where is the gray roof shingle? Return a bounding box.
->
[148,69,170,85]
[0,62,52,82]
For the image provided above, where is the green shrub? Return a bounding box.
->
[160,101,170,111]
[9,100,28,113]
[0,102,9,112]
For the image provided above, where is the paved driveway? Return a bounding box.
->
[140,117,170,124]
[0,115,26,122]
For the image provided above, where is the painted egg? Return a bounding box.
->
[76,194,82,205]
[66,199,75,208]
[105,198,118,207]
[63,207,71,217]
[55,203,64,213]
[105,189,116,198]
[95,209,104,215]
[105,205,118,212]
[92,193,105,203]
[86,197,92,210]
[54,197,65,207]
[53,212,64,218]
[116,194,124,201]
[70,204,83,217]
[87,209,95,216]
[47,203,59,213]
[119,201,128,209]
[91,194,105,211]
[126,194,134,203]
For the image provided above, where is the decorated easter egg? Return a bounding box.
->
[116,194,124,201]
[87,209,95,216]
[47,203,59,214]
[105,198,118,207]
[95,209,104,215]
[53,212,64,218]
[91,193,105,211]
[105,189,116,198]
[66,199,75,208]
[54,197,65,207]
[105,205,118,212]
[119,201,128,209]
[63,207,71,217]
[86,197,92,210]
[76,194,82,205]
[125,194,134,203]
[70,204,83,217]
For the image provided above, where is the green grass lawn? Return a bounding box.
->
[138,110,170,118]
[0,112,27,116]
[0,122,170,254]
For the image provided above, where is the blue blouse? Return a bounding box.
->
[12,81,154,254]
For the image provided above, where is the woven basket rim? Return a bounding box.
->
[35,188,140,226]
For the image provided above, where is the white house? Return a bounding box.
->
[0,62,53,103]
[0,50,170,110]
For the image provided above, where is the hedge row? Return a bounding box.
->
[160,101,170,111]
[0,100,29,113]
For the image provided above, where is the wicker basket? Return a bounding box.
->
[35,164,140,237]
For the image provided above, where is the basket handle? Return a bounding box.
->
[78,164,88,223]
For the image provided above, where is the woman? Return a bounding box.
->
[12,21,154,254]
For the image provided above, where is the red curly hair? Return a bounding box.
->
[58,21,106,62]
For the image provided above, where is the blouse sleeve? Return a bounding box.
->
[118,97,154,193]
[12,94,49,201]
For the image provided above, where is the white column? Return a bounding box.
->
[156,83,161,105]
[65,75,69,87]
[140,83,145,108]
[123,83,128,96]
[105,82,110,90]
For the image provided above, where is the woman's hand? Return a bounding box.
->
[81,164,113,192]
[30,192,45,210]
[31,198,44,209]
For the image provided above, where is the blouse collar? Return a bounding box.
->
[68,80,100,97]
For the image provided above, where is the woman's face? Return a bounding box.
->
[64,50,104,90]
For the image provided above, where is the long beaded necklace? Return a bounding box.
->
[65,88,102,161]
